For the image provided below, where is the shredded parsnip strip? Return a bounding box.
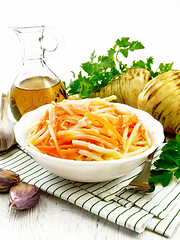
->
[26,119,42,130]
[122,145,149,158]
[26,125,47,144]
[74,134,116,149]
[78,150,104,161]
[72,140,121,157]
[87,144,122,158]
[124,122,141,154]
[60,105,74,115]
[33,129,50,145]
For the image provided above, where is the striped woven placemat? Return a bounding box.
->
[0,145,180,238]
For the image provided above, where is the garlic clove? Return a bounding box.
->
[9,182,40,210]
[0,168,20,193]
[0,93,15,151]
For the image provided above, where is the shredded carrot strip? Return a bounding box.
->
[117,115,123,136]
[36,145,60,158]
[85,112,123,144]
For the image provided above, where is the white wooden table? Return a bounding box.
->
[0,190,179,240]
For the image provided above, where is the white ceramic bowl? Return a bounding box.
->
[14,103,164,182]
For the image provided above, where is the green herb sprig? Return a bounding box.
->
[149,135,180,191]
[67,37,173,98]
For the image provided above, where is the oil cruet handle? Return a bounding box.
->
[41,27,65,57]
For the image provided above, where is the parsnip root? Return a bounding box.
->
[94,68,151,108]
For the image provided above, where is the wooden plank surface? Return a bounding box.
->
[0,190,179,240]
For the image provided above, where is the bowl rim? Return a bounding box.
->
[14,102,165,166]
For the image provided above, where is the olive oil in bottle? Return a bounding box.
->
[10,76,67,121]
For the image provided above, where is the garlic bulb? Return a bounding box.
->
[0,93,15,151]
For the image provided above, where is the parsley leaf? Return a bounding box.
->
[130,40,145,51]
[149,169,173,187]
[149,135,180,191]
[174,168,180,179]
[150,62,174,78]
[67,37,173,98]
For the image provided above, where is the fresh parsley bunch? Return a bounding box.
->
[149,135,180,191]
[67,37,173,98]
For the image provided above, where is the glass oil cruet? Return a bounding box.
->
[9,26,67,121]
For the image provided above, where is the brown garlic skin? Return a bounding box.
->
[9,182,40,210]
[0,168,20,193]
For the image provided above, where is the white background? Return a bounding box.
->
[1,2,180,239]
[1,0,180,94]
